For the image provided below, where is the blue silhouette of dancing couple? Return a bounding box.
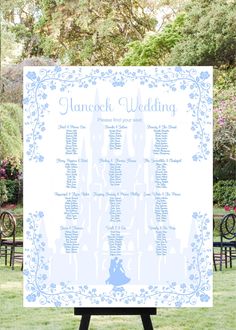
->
[106,257,130,286]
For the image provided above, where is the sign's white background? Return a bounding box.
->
[24,66,212,307]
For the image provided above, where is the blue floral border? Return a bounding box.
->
[24,67,212,163]
[24,211,212,307]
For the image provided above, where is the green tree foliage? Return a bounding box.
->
[168,0,236,67]
[35,0,157,65]
[1,0,43,58]
[1,25,21,64]
[0,103,23,160]
[120,14,185,65]
[2,0,158,65]
[213,68,236,180]
[120,0,236,68]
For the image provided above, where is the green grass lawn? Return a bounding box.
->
[0,263,235,330]
[213,207,226,215]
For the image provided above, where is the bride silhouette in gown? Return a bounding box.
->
[106,258,130,286]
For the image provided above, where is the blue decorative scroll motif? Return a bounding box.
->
[24,67,212,162]
[24,211,212,307]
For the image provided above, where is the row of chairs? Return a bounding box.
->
[0,210,23,270]
[213,213,236,271]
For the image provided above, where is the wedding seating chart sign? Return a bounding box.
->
[24,66,213,307]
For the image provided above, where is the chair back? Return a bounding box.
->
[0,211,16,240]
[220,213,236,241]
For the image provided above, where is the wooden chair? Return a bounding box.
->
[0,211,23,270]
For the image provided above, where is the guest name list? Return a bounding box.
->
[54,117,182,264]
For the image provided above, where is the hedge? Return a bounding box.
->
[0,179,22,204]
[213,180,236,207]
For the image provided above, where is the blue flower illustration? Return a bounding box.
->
[200,294,210,302]
[23,98,29,104]
[26,294,37,302]
[200,71,210,80]
[175,67,182,72]
[38,155,44,162]
[175,301,182,307]
[207,269,213,276]
[26,71,37,80]
[192,212,198,219]
[50,84,56,90]
[207,97,212,104]
[55,66,62,72]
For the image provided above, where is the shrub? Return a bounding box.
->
[0,180,8,206]
[5,180,20,203]
[0,103,23,161]
[15,215,23,236]
[0,179,20,204]
[0,157,22,180]
[1,58,56,104]
[213,80,236,180]
[213,180,236,207]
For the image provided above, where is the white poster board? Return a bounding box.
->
[24,66,213,307]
